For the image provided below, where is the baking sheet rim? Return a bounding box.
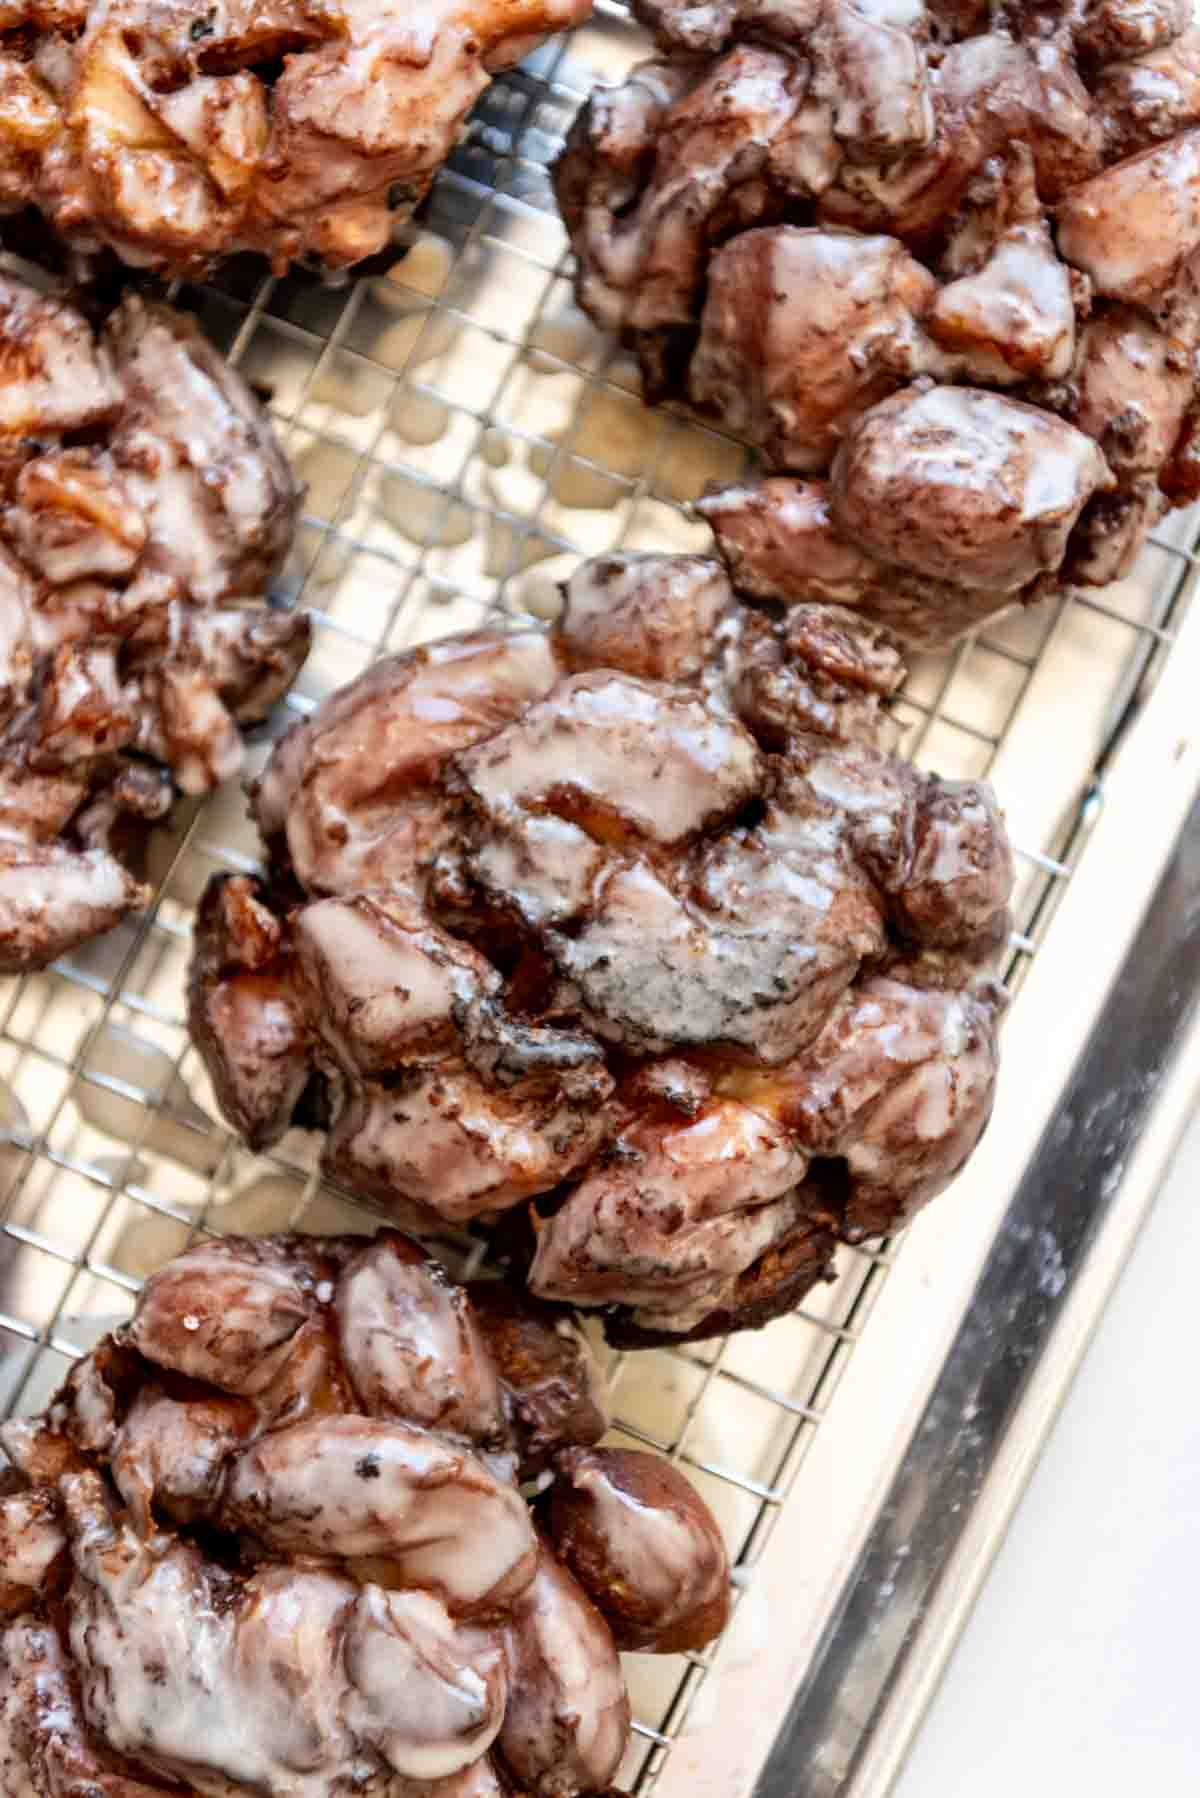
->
[650,590,1200,1798]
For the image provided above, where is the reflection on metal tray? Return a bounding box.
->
[757,789,1200,1798]
[3,8,1200,1795]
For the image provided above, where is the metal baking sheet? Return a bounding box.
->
[2,9,1199,1791]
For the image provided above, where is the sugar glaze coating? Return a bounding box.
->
[0,0,591,276]
[190,548,1012,1344]
[557,0,1200,646]
[0,1230,730,1798]
[0,273,305,974]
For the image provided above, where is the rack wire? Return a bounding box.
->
[1,7,1198,1790]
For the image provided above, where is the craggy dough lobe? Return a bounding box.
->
[0,1230,730,1798]
[0,272,305,974]
[555,0,1200,648]
[0,0,592,276]
[188,549,1013,1346]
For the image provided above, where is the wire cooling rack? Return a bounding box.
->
[2,6,1199,1790]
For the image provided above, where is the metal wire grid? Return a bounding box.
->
[1,7,1198,1789]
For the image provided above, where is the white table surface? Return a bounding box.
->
[894,1092,1200,1795]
